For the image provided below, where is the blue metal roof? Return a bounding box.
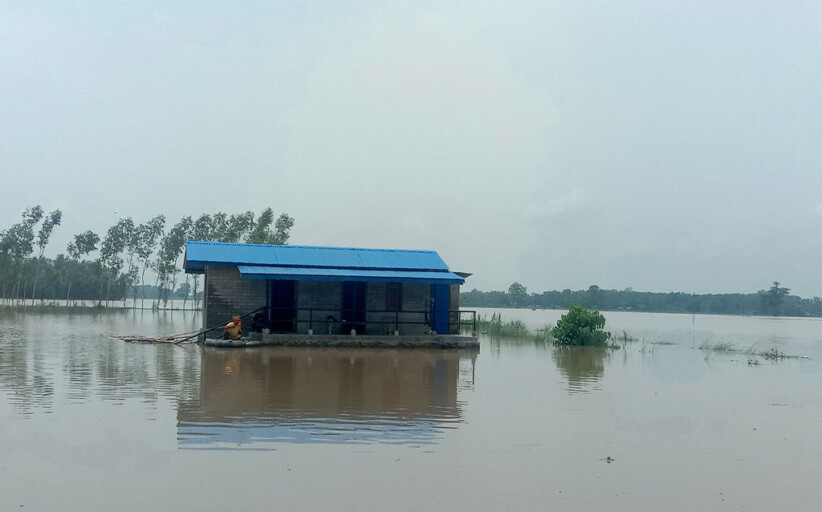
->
[184,241,464,284]
[237,265,465,284]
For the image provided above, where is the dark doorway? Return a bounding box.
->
[341,281,367,334]
[430,284,450,334]
[270,280,297,332]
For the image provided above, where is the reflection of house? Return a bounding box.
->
[177,347,477,446]
[184,242,476,344]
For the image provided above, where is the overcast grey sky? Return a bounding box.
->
[2,1,821,296]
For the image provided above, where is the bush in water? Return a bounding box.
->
[552,305,611,346]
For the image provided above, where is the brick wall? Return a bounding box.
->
[203,266,267,331]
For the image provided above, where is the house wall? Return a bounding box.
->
[203,266,267,332]
[202,268,463,336]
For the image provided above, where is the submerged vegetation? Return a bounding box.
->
[475,309,806,364]
[477,306,614,347]
[699,342,735,352]
[552,305,612,347]
[476,312,529,337]
[0,205,294,308]
[476,313,553,343]
[698,342,806,361]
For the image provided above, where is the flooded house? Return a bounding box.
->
[183,241,478,347]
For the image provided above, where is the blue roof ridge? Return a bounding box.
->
[185,240,439,255]
[199,262,453,272]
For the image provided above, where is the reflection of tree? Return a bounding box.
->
[552,346,609,391]
[0,309,203,412]
[0,312,55,413]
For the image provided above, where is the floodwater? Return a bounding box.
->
[1,308,821,511]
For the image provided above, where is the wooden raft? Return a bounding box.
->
[111,335,195,344]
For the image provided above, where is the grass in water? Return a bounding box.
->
[614,331,638,343]
[476,313,554,343]
[699,342,735,352]
[698,342,808,361]
[755,347,806,360]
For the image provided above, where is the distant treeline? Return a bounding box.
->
[0,205,293,308]
[462,282,822,317]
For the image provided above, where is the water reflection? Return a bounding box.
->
[0,309,202,414]
[0,318,55,414]
[551,346,610,393]
[177,347,477,448]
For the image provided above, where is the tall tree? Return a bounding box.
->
[271,213,294,244]
[246,208,274,244]
[155,217,191,309]
[134,215,165,309]
[210,213,229,242]
[508,282,528,307]
[98,219,129,307]
[759,281,790,316]
[189,214,213,308]
[31,209,62,302]
[246,209,294,244]
[66,231,100,304]
[0,228,8,302]
[4,206,43,304]
[116,218,139,307]
[227,212,255,242]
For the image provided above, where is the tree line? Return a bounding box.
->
[462,281,822,317]
[0,206,294,309]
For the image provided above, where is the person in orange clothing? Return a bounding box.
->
[223,316,243,340]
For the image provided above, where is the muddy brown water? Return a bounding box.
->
[1,307,821,511]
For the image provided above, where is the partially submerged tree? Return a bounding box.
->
[98,219,130,307]
[134,215,165,309]
[31,209,62,302]
[3,206,44,304]
[0,207,294,308]
[155,217,191,309]
[119,218,139,307]
[552,305,612,347]
[66,230,100,304]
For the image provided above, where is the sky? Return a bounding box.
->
[1,1,821,296]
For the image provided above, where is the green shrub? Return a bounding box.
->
[552,305,611,346]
